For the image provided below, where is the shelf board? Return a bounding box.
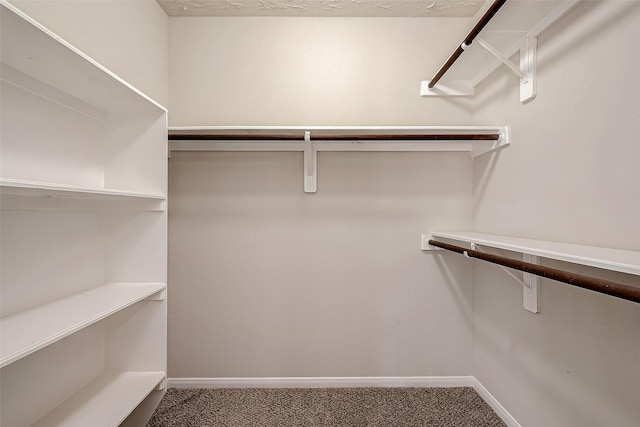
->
[169,126,508,155]
[0,178,166,202]
[169,125,505,137]
[0,283,166,368]
[168,126,510,193]
[444,0,580,82]
[430,232,640,276]
[32,371,165,427]
[0,1,165,114]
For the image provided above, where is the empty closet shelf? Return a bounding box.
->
[0,179,166,202]
[0,283,166,368]
[430,232,640,276]
[32,371,165,427]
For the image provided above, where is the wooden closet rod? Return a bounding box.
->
[428,0,507,89]
[428,239,640,304]
[168,133,500,141]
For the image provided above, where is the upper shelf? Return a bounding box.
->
[446,1,579,81]
[0,0,165,114]
[430,232,640,276]
[0,179,165,204]
[422,0,582,102]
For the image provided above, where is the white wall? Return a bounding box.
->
[168,17,473,126]
[10,0,169,107]
[167,16,480,378]
[168,151,474,378]
[471,1,640,426]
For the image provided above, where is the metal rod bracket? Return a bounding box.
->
[472,243,531,289]
[476,37,526,78]
[475,35,537,104]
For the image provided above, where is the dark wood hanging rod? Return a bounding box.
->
[428,239,640,304]
[428,0,507,89]
[168,133,500,141]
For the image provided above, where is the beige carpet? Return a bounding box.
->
[147,387,506,426]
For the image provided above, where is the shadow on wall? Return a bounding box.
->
[537,0,640,75]
[472,148,503,216]
[431,253,474,327]
[473,255,640,427]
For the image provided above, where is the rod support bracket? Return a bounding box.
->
[466,241,539,313]
[474,35,537,104]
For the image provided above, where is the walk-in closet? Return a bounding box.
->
[1,1,639,426]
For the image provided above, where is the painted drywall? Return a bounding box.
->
[168,16,473,125]
[166,16,481,378]
[471,1,640,426]
[9,0,169,107]
[168,151,474,378]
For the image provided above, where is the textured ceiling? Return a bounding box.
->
[157,0,487,17]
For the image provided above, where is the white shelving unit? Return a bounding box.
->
[169,125,510,193]
[421,0,582,103]
[0,1,168,426]
[427,232,640,313]
[1,283,166,369]
[429,232,640,276]
[0,179,166,202]
[32,372,166,427]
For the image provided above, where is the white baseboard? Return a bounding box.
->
[471,377,522,427]
[168,376,475,389]
[167,376,519,427]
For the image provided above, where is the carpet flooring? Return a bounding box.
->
[147,387,506,426]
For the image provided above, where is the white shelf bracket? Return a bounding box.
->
[476,36,537,104]
[146,289,166,301]
[303,131,317,193]
[476,37,525,79]
[156,378,167,391]
[522,254,540,313]
[520,35,537,104]
[472,243,539,314]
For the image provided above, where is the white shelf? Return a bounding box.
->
[0,178,166,202]
[0,1,165,114]
[169,125,505,133]
[169,126,510,193]
[430,232,640,276]
[0,283,166,368]
[423,0,582,103]
[169,126,509,154]
[444,1,580,82]
[32,371,165,427]
[169,125,506,146]
[1,1,167,424]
